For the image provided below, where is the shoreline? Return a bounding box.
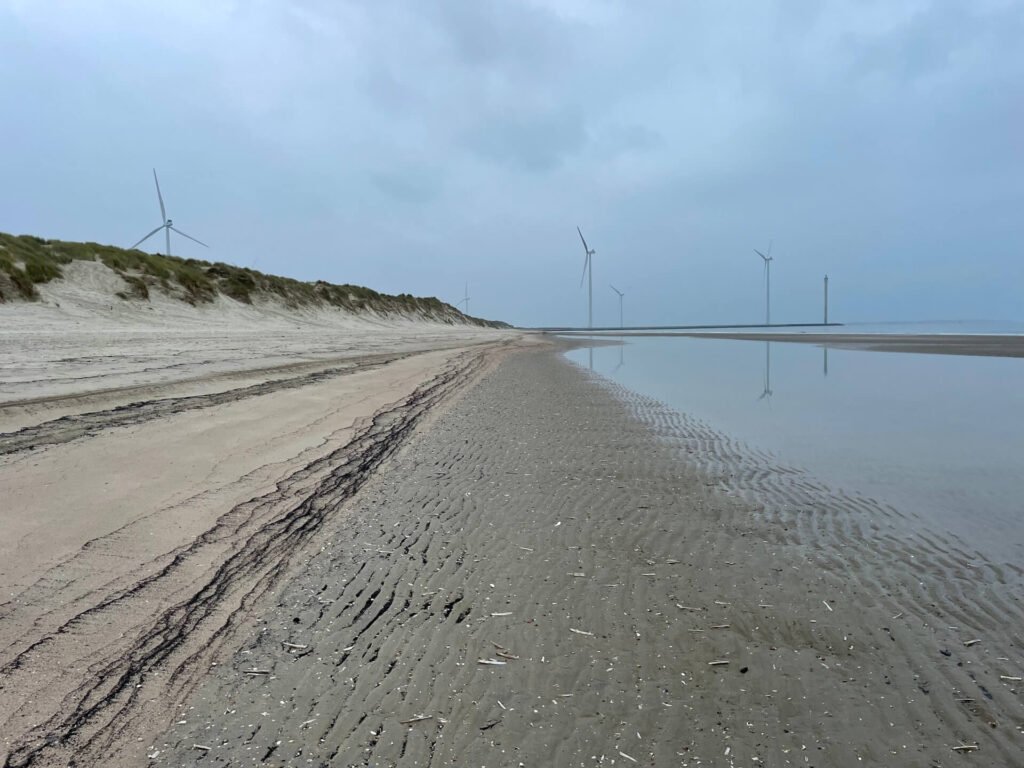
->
[146,346,1019,766]
[2,342,1021,766]
[555,331,1024,358]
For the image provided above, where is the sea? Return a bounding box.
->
[564,323,1024,565]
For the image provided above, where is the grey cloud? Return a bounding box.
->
[427,1,574,72]
[0,0,1022,326]
[370,167,444,204]
[464,107,588,172]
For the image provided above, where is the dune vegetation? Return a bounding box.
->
[0,232,504,326]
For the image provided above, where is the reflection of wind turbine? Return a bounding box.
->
[823,346,829,377]
[458,282,470,315]
[612,342,625,373]
[759,341,773,401]
[129,169,208,257]
[577,226,595,329]
[753,241,773,325]
[609,284,624,328]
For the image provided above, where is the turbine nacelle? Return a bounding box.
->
[128,169,208,257]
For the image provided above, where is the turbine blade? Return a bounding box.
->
[129,224,166,250]
[153,169,166,222]
[754,249,769,262]
[579,253,589,288]
[169,226,208,247]
[577,226,589,253]
[767,239,773,258]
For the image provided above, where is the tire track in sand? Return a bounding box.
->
[0,353,412,457]
[0,350,486,768]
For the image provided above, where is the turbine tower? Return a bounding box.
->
[459,282,470,315]
[823,274,829,324]
[577,226,595,329]
[753,241,773,325]
[609,284,624,328]
[129,169,208,257]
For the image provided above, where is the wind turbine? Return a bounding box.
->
[577,226,595,329]
[129,169,208,257]
[458,282,470,315]
[609,284,624,328]
[753,241,773,325]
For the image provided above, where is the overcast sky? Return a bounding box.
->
[1,1,1021,327]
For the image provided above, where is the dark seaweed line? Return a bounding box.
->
[0,353,409,457]
[1,351,484,768]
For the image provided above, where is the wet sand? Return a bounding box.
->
[137,347,1020,766]
[3,343,1022,766]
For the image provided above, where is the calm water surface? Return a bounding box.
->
[566,336,1024,564]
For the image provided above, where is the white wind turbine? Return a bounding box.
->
[577,226,595,329]
[129,169,208,257]
[609,284,624,328]
[753,241,773,325]
[458,282,470,315]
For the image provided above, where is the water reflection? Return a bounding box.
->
[758,342,772,402]
[612,343,625,374]
[566,335,1024,564]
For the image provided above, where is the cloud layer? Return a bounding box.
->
[1,0,1021,325]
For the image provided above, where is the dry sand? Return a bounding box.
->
[0,261,510,432]
[2,324,1022,766]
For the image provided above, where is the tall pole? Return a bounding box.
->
[824,274,829,324]
[765,261,771,325]
[619,294,623,328]
[588,258,593,329]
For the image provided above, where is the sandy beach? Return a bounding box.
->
[3,332,1021,766]
[0,264,517,766]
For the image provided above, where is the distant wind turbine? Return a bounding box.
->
[577,226,595,329]
[753,241,773,325]
[129,169,208,257]
[609,284,624,328]
[458,282,470,315]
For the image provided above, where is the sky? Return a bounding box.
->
[1,0,1022,328]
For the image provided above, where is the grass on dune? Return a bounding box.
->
[0,231,506,327]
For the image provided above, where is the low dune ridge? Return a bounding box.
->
[0,231,505,330]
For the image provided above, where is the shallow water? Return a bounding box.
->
[566,336,1024,564]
